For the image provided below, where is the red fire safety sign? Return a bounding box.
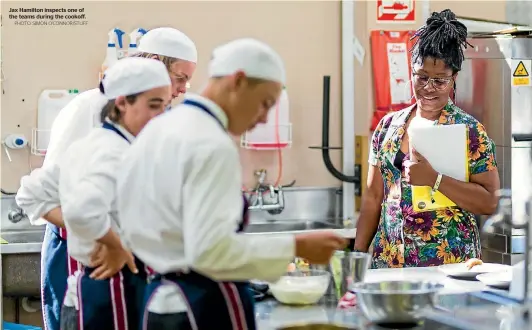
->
[377,0,416,23]
[370,30,416,131]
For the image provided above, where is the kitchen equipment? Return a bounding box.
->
[437,263,511,279]
[351,280,443,324]
[454,37,532,265]
[100,28,125,81]
[476,271,512,289]
[241,87,291,150]
[250,279,269,293]
[36,89,79,153]
[329,251,371,298]
[249,288,266,301]
[269,270,330,305]
[127,28,147,55]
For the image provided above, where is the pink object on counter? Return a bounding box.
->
[337,291,357,309]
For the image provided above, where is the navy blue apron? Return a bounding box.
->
[60,122,147,330]
[140,99,255,330]
[41,223,78,330]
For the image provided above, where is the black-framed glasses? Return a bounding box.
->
[413,73,453,90]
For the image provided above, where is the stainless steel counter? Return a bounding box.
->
[255,293,528,330]
[1,230,44,254]
[254,266,531,330]
[1,229,44,296]
[255,296,467,330]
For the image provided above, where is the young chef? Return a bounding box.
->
[116,38,348,330]
[58,57,172,330]
[15,27,197,330]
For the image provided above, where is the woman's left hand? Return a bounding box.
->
[405,150,438,187]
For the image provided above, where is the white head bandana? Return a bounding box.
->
[102,57,171,99]
[137,27,197,63]
[208,38,286,85]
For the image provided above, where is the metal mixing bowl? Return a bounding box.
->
[351,280,443,324]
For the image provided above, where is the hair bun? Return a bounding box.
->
[439,9,457,21]
[428,9,458,26]
[411,8,471,72]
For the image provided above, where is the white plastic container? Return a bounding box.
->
[34,89,79,155]
[241,88,291,150]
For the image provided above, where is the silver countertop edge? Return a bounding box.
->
[245,228,356,237]
[0,229,356,254]
[0,229,355,255]
[1,243,42,254]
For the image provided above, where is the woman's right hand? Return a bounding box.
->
[89,245,138,280]
[294,232,347,264]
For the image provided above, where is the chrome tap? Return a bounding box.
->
[482,189,530,318]
[7,205,27,223]
[247,170,294,214]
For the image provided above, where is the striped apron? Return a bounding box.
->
[140,98,256,330]
[60,121,147,330]
[41,223,81,330]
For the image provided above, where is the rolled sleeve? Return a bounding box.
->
[16,164,61,225]
[468,122,497,176]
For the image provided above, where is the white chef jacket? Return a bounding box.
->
[16,89,108,225]
[59,122,134,266]
[116,94,295,283]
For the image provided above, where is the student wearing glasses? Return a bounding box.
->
[353,9,500,268]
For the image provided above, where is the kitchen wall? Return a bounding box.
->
[431,1,506,22]
[0,1,510,193]
[1,0,344,193]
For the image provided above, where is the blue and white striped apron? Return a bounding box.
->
[41,222,81,330]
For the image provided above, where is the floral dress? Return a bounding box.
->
[370,100,497,269]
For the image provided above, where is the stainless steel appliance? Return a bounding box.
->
[455,36,532,265]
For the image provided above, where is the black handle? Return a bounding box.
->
[512,134,532,142]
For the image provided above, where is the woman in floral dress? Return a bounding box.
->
[353,9,501,268]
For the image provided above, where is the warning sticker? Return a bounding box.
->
[512,60,531,87]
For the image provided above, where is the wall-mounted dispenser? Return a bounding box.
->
[240,87,292,150]
[2,134,28,162]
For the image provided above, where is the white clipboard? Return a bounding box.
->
[408,124,468,212]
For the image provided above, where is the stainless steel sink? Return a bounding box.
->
[2,230,45,245]
[244,221,342,234]
[1,229,45,296]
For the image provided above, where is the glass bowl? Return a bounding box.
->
[269,269,331,305]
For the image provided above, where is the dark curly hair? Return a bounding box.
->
[410,9,473,73]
